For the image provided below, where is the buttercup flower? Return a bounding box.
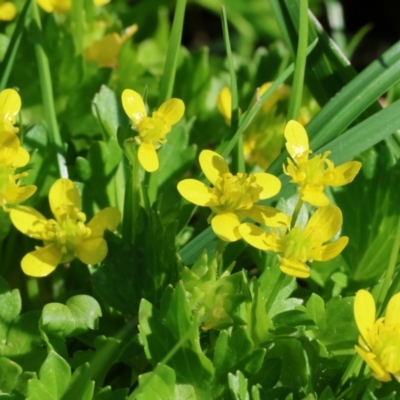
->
[122,89,185,172]
[283,120,362,206]
[239,205,348,278]
[177,150,288,242]
[36,0,109,13]
[354,290,400,382]
[10,178,121,277]
[0,1,16,21]
[85,24,138,68]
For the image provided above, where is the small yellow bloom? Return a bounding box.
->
[239,205,348,278]
[122,89,185,172]
[0,88,21,134]
[0,1,16,21]
[85,24,138,68]
[10,178,121,277]
[354,290,400,382]
[36,0,109,13]
[177,150,288,242]
[217,83,290,169]
[283,120,362,207]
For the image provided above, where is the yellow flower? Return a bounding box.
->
[0,88,21,134]
[10,178,121,277]
[0,1,16,21]
[177,150,288,242]
[239,205,348,278]
[122,89,185,172]
[283,120,362,206]
[217,83,290,169]
[354,290,400,382]
[85,24,138,68]
[36,0,109,13]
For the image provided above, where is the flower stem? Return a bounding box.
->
[31,1,67,178]
[265,270,286,313]
[122,148,142,244]
[291,197,304,229]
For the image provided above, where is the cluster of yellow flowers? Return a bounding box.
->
[178,119,361,278]
[0,89,121,277]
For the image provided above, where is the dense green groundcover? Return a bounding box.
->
[1,0,400,399]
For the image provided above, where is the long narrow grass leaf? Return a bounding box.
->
[31,1,67,178]
[0,0,32,90]
[287,0,308,120]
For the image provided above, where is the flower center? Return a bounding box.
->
[41,208,91,263]
[280,226,313,262]
[211,172,262,212]
[135,115,170,147]
[370,321,400,374]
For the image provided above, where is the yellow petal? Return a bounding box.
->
[122,89,147,126]
[177,179,218,207]
[217,86,232,125]
[211,212,241,242]
[138,142,159,172]
[10,206,47,239]
[252,173,281,199]
[328,161,362,186]
[21,244,62,277]
[36,0,71,13]
[385,292,400,326]
[75,238,107,265]
[0,89,21,117]
[13,146,30,167]
[259,82,290,113]
[355,345,391,382]
[280,257,310,278]
[94,0,110,5]
[49,178,81,219]
[4,184,37,206]
[238,222,272,250]
[0,2,17,21]
[306,205,343,243]
[157,99,185,126]
[354,290,376,348]
[300,186,330,207]
[310,236,348,261]
[243,205,289,228]
[0,130,19,164]
[284,120,309,161]
[199,150,229,185]
[87,207,121,237]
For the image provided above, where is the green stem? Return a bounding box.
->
[291,198,304,229]
[376,215,400,314]
[122,147,142,244]
[287,0,309,121]
[265,270,286,313]
[31,1,67,178]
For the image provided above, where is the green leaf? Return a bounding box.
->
[0,208,11,241]
[93,386,129,400]
[92,85,125,140]
[61,363,94,400]
[315,296,358,354]
[228,370,250,400]
[138,283,214,399]
[0,277,45,372]
[305,293,325,327]
[93,207,181,315]
[41,295,102,339]
[27,351,71,400]
[133,364,177,400]
[0,357,23,393]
